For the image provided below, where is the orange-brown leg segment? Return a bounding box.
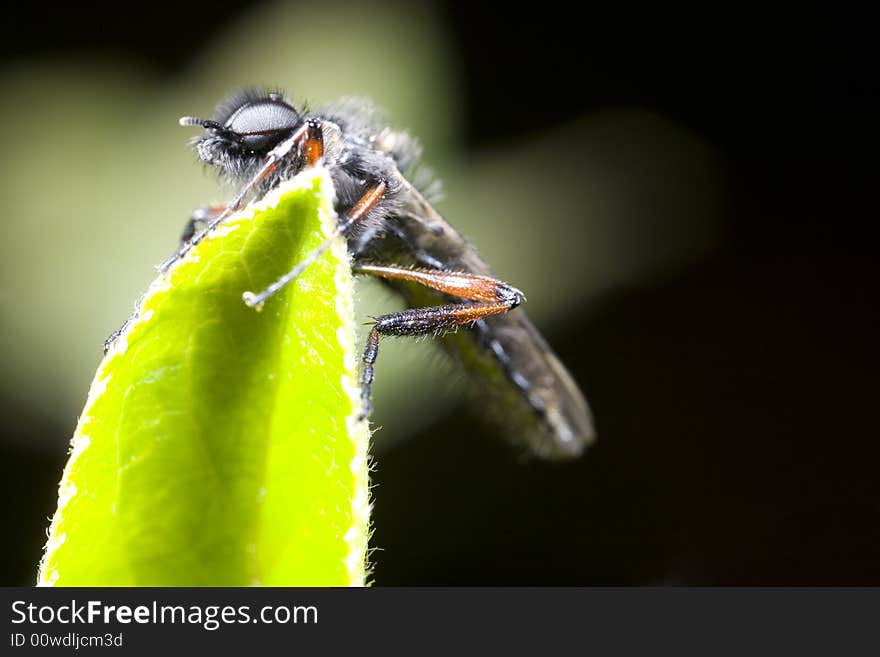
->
[354,264,524,304]
[355,264,525,419]
[302,119,324,166]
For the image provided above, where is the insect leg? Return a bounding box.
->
[158,119,324,274]
[301,118,324,166]
[242,179,388,309]
[354,264,524,304]
[353,264,524,418]
[103,313,134,354]
[102,291,149,353]
[180,205,224,245]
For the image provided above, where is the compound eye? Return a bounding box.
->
[224,100,300,152]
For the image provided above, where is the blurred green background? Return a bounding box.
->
[2,0,877,585]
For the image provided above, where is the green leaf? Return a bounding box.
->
[38,168,371,586]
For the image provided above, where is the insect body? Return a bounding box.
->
[167,89,594,460]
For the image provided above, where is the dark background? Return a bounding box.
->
[2,1,877,585]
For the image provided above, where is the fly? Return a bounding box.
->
[150,89,595,460]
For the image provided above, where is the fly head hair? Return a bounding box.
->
[180,89,303,185]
